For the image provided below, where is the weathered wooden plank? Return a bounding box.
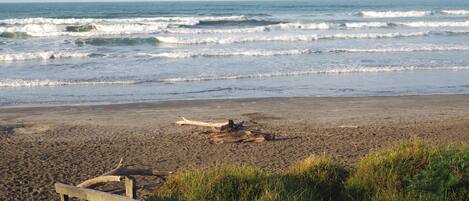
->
[55,183,138,201]
[60,193,69,201]
[77,175,124,188]
[124,177,136,199]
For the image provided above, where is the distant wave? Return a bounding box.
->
[196,19,280,27]
[143,46,469,59]
[141,49,318,58]
[154,31,448,45]
[0,51,102,62]
[357,11,431,18]
[0,79,138,87]
[75,37,158,46]
[357,9,469,18]
[440,9,469,16]
[399,21,469,28]
[268,22,331,30]
[0,16,249,25]
[3,66,469,88]
[270,21,469,30]
[160,66,469,82]
[333,46,469,53]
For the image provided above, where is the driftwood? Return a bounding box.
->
[176,117,244,131]
[338,125,359,128]
[77,176,123,188]
[77,159,172,189]
[210,130,275,144]
[176,117,274,144]
[176,117,229,128]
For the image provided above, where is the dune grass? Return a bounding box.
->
[149,140,468,201]
[346,140,468,201]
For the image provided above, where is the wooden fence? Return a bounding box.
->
[55,176,138,201]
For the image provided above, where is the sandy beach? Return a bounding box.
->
[1,94,469,200]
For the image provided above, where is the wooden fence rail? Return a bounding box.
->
[55,176,138,201]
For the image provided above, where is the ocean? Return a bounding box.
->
[1,0,469,107]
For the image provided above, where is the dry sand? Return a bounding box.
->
[1,94,469,200]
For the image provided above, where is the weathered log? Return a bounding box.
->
[77,159,172,189]
[177,117,244,132]
[176,117,229,128]
[338,125,359,128]
[77,175,123,188]
[209,130,275,144]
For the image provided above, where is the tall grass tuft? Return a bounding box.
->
[345,139,468,201]
[155,165,267,201]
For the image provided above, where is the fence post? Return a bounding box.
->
[60,193,69,201]
[125,176,136,199]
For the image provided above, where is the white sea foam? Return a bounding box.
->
[144,45,469,59]
[268,22,331,30]
[269,21,469,30]
[358,11,431,18]
[334,46,469,53]
[3,66,469,88]
[0,79,138,87]
[0,16,248,25]
[0,51,92,62]
[160,66,469,83]
[155,31,429,44]
[399,21,469,28]
[165,26,268,34]
[0,16,252,36]
[343,22,390,28]
[142,49,316,58]
[440,10,469,15]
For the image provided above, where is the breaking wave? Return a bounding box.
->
[440,10,469,16]
[154,31,436,44]
[0,79,138,87]
[333,46,469,53]
[0,51,101,62]
[3,66,469,88]
[144,45,469,59]
[75,37,158,46]
[357,11,431,18]
[0,16,249,25]
[357,9,469,18]
[141,49,318,58]
[160,66,469,82]
[0,16,262,37]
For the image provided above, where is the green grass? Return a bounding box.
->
[345,140,468,201]
[149,140,468,201]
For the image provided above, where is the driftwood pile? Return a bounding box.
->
[176,117,275,144]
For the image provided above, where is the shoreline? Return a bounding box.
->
[1,94,469,200]
[1,92,468,110]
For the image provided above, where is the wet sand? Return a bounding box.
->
[1,94,469,200]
